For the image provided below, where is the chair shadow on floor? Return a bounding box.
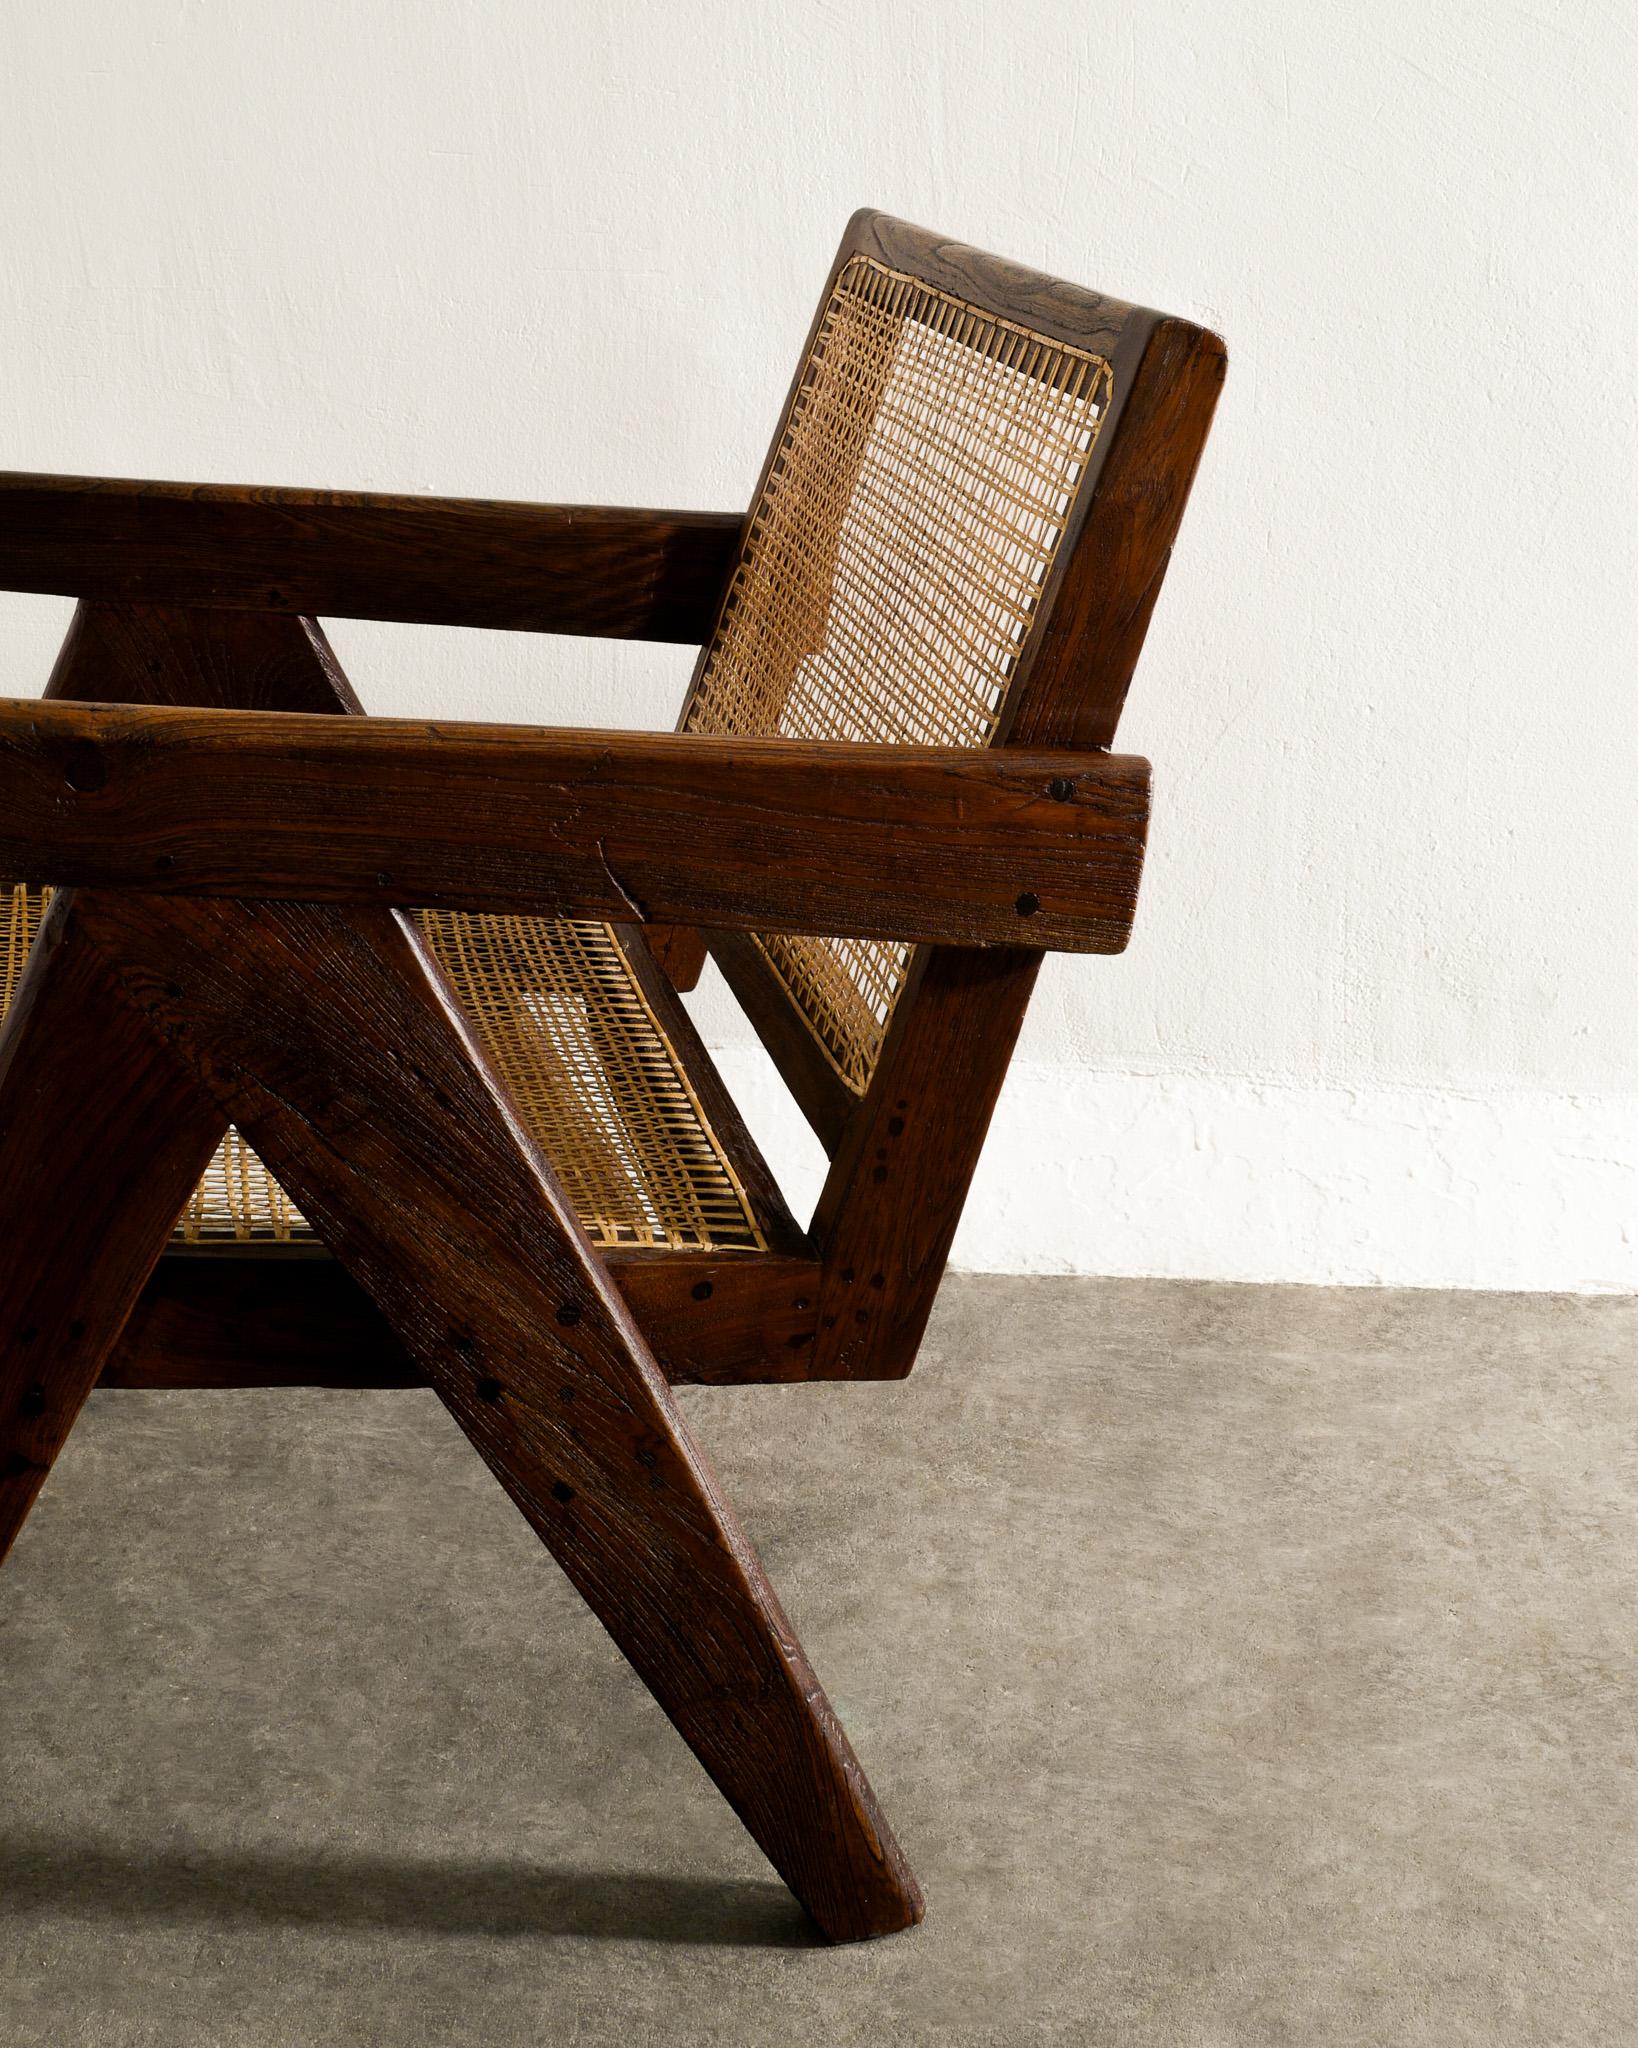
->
[0,1831,821,1948]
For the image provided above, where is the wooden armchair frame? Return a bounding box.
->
[0,212,1224,1942]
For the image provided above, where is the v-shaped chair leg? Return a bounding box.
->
[0,894,227,1561]
[63,887,923,1942]
[2,600,355,1557]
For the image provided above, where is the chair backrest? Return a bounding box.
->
[680,211,1224,1375]
[683,242,1116,1093]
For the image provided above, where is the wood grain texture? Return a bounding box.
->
[102,1249,832,1390]
[1000,315,1229,753]
[0,216,1227,1950]
[604,1250,825,1384]
[0,896,224,1561]
[43,599,364,713]
[641,923,708,992]
[849,207,1139,360]
[69,888,921,1940]
[1,601,369,1551]
[808,946,1041,1378]
[0,696,1152,952]
[0,476,743,642]
[793,216,1226,1382]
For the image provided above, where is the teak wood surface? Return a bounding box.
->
[0,697,1152,951]
[0,479,744,641]
[72,883,921,1940]
[0,209,1224,1941]
[0,601,921,1943]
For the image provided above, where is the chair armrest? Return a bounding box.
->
[0,698,1152,953]
[0,472,743,641]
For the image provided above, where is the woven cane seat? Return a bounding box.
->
[1,887,766,1252]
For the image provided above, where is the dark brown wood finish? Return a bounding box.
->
[100,1249,832,1390]
[44,598,365,713]
[27,613,818,1383]
[0,213,1225,1942]
[68,887,921,1941]
[641,922,708,992]
[799,225,1226,1379]
[605,1251,825,1382]
[1002,315,1229,753]
[806,945,1042,1378]
[0,897,226,1560]
[0,601,368,1551]
[6,601,919,1933]
[0,696,1151,953]
[1,478,742,642]
[855,208,1138,360]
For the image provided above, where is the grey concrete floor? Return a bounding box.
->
[3,1275,1637,2046]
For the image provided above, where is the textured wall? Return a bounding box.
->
[3,1,1633,1286]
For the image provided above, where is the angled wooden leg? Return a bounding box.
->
[1,601,360,1558]
[0,897,226,1563]
[810,945,1042,1380]
[70,890,923,1943]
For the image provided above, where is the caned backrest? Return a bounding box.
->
[680,212,1222,1128]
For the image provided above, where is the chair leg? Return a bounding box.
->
[69,888,924,1944]
[0,895,227,1563]
[4,598,350,1559]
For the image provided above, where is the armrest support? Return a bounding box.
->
[0,698,1151,953]
[0,473,743,641]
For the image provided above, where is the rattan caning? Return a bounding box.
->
[686,255,1113,1092]
[414,911,766,1252]
[0,885,765,1252]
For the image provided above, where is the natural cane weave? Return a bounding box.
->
[686,255,1113,1092]
[414,911,766,1252]
[0,885,765,1252]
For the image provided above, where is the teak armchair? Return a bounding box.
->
[0,212,1223,1942]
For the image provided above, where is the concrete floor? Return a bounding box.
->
[3,1276,1637,2045]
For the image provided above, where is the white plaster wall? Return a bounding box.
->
[3,1,1634,1288]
